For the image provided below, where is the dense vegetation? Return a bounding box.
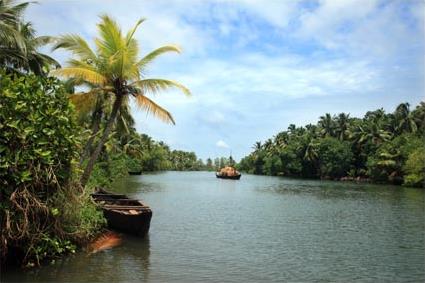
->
[238,102,425,187]
[0,0,196,267]
[0,72,105,266]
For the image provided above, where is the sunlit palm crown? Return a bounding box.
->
[52,14,190,124]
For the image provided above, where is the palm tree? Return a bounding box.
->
[318,113,335,137]
[392,103,417,134]
[335,113,350,140]
[0,1,58,74]
[303,139,319,164]
[52,15,190,186]
[0,0,28,52]
[412,102,425,134]
[253,141,262,152]
[287,124,297,135]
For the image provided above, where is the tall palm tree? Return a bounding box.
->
[52,15,190,186]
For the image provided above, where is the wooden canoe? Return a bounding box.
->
[91,189,152,237]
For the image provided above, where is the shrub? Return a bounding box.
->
[317,137,353,178]
[0,72,104,266]
[403,146,425,188]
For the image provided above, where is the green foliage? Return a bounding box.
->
[86,153,129,188]
[317,137,353,178]
[367,134,423,184]
[0,72,105,266]
[263,155,282,176]
[238,102,425,187]
[403,146,425,188]
[0,71,79,195]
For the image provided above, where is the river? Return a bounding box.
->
[2,171,425,282]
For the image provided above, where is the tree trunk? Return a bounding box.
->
[80,94,123,187]
[79,107,103,165]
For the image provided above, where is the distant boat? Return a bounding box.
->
[216,172,241,180]
[128,171,142,175]
[216,166,242,180]
[91,189,152,237]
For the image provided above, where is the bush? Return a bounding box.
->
[367,134,423,184]
[0,72,104,266]
[317,137,353,178]
[403,146,425,188]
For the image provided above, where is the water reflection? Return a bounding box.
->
[2,234,151,282]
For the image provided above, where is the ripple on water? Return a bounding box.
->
[2,171,424,282]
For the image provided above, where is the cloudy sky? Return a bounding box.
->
[27,0,424,161]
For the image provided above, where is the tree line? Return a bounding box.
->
[238,103,425,188]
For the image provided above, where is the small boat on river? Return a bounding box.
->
[216,166,242,180]
[128,171,142,175]
[91,189,152,237]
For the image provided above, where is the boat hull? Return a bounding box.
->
[91,189,152,237]
[102,208,152,236]
[216,174,241,180]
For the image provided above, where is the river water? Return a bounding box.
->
[2,171,425,282]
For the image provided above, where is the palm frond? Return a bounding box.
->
[52,67,107,85]
[69,91,99,116]
[126,18,145,44]
[134,94,175,125]
[132,78,191,96]
[95,14,123,58]
[52,34,97,60]
[137,45,181,69]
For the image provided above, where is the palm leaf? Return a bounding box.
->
[132,78,190,96]
[52,34,97,60]
[95,14,123,58]
[137,45,181,69]
[134,94,175,125]
[126,18,145,44]
[69,91,99,116]
[52,67,107,85]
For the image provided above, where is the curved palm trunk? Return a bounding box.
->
[80,94,123,187]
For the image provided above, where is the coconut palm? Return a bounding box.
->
[393,103,417,134]
[318,113,335,137]
[253,141,262,152]
[52,15,190,186]
[0,0,59,74]
[0,0,28,52]
[335,113,350,140]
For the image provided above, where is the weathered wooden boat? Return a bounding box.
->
[128,171,142,175]
[216,172,242,180]
[91,189,152,236]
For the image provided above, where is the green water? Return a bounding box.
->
[2,171,425,282]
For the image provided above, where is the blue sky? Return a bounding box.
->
[27,0,424,161]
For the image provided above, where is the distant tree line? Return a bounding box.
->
[238,102,425,188]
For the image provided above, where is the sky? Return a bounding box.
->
[26,0,424,161]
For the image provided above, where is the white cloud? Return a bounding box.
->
[216,140,230,149]
[26,0,424,161]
